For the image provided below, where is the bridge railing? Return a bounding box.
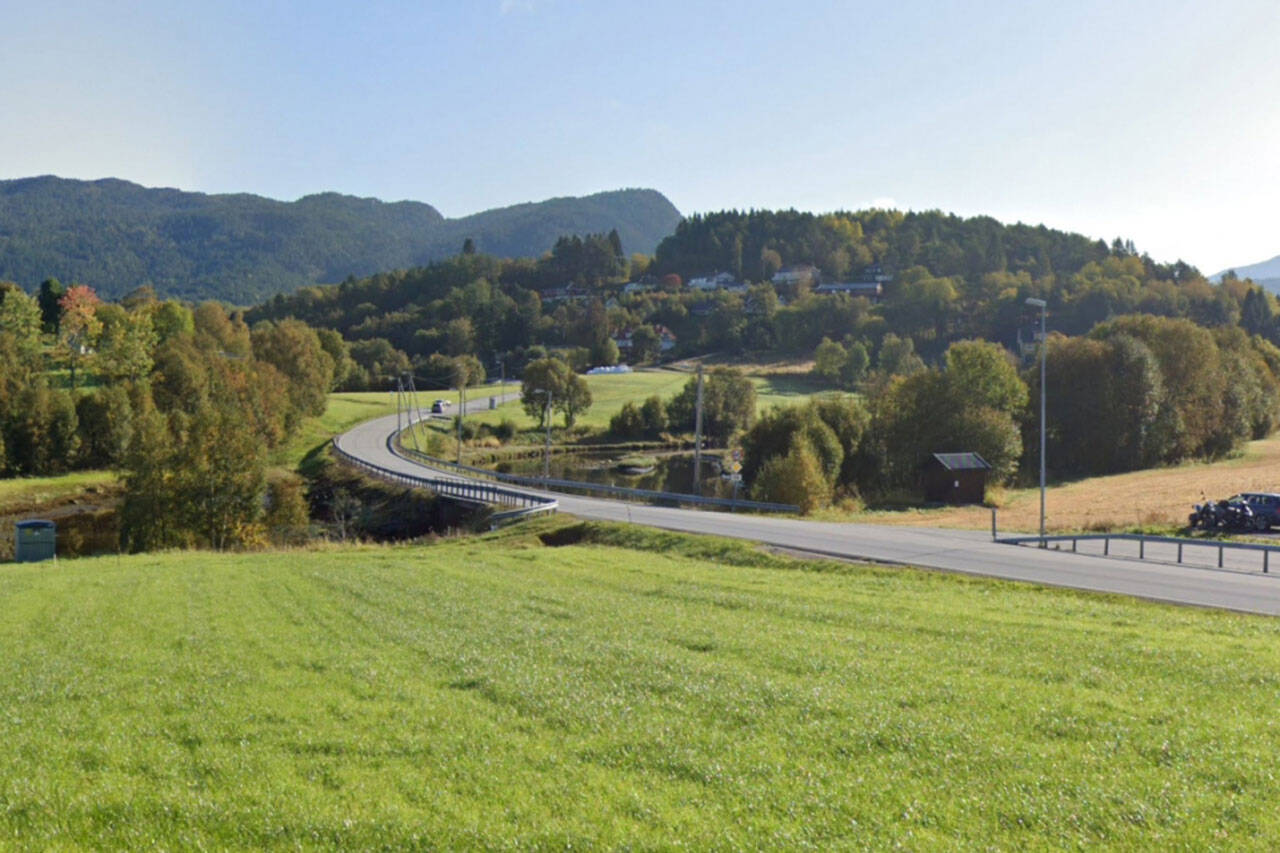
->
[331,436,558,524]
[1000,532,1280,575]
[392,440,800,514]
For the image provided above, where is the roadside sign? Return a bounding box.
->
[729,461,742,473]
[729,473,742,483]
[731,449,742,461]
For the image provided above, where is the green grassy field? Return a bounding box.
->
[3,521,1280,847]
[407,369,849,444]
[270,391,403,468]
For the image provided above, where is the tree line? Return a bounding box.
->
[0,280,339,549]
[740,316,1280,510]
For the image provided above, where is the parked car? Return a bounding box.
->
[1233,492,1280,531]
[431,399,452,413]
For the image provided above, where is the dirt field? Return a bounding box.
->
[828,435,1280,534]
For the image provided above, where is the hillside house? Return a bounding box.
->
[814,281,883,300]
[612,325,677,355]
[540,284,590,304]
[771,264,820,288]
[688,271,741,291]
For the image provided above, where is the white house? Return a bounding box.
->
[688,271,739,291]
[771,264,820,288]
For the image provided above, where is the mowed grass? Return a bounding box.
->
[413,368,847,439]
[832,433,1280,533]
[3,523,1280,847]
[270,392,403,467]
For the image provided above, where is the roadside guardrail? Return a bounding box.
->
[331,436,558,526]
[999,532,1280,575]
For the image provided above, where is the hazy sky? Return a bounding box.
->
[2,0,1277,273]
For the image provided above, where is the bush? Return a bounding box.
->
[494,418,518,441]
[749,439,829,514]
[640,395,667,435]
[742,402,844,488]
[609,402,645,439]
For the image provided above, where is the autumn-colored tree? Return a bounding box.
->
[56,285,102,389]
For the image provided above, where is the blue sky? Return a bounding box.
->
[1,0,1277,273]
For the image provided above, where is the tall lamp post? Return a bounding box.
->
[1026,298,1047,544]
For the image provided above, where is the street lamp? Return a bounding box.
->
[1026,297,1047,544]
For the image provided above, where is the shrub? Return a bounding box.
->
[609,402,644,439]
[494,418,518,441]
[640,395,667,435]
[749,438,829,514]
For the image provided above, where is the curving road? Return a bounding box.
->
[337,407,1280,616]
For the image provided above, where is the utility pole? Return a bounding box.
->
[456,379,466,465]
[1026,297,1048,544]
[693,364,704,495]
[406,373,423,452]
[395,374,404,436]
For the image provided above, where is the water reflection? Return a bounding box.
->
[495,451,737,499]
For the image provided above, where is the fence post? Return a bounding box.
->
[991,508,997,541]
[1219,544,1224,568]
[1104,537,1109,556]
[1139,536,1145,560]
[1177,542,1183,563]
[1265,550,1270,575]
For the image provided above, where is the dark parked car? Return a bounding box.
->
[1233,493,1280,531]
[431,399,451,414]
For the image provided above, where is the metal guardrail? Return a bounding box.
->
[1000,532,1280,575]
[330,436,558,525]
[392,439,801,514]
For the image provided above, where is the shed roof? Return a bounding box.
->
[929,452,991,471]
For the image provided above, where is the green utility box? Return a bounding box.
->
[15,520,56,563]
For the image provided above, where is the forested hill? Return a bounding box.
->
[0,176,681,303]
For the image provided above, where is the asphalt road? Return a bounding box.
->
[337,408,1280,616]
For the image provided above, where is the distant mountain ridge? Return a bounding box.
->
[0,176,682,303]
[1213,254,1280,294]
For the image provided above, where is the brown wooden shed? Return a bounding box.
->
[923,452,991,504]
